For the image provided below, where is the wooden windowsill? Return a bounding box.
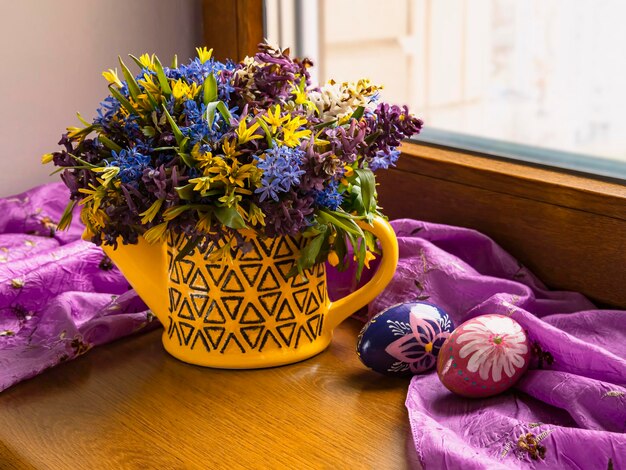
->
[377,142,626,308]
[398,141,626,219]
[0,320,418,468]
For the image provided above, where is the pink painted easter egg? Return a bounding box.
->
[437,315,530,398]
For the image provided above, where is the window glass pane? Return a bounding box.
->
[265,0,626,180]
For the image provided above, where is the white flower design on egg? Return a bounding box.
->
[456,315,528,382]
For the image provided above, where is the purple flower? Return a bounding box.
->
[260,191,315,237]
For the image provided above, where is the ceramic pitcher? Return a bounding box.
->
[99,215,398,368]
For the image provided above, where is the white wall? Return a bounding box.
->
[0,0,203,197]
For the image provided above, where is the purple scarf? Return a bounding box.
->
[1,184,625,469]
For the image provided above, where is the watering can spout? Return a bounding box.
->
[96,234,169,324]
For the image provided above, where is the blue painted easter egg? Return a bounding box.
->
[356,302,454,376]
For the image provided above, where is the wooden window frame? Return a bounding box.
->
[202,0,626,308]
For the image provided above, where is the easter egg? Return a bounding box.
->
[437,315,530,398]
[356,302,454,376]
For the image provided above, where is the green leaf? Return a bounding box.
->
[76,112,90,127]
[333,229,348,271]
[346,231,367,282]
[128,54,145,70]
[216,101,232,122]
[181,136,190,153]
[141,126,156,138]
[178,151,195,168]
[153,56,172,96]
[97,134,122,153]
[49,165,89,176]
[118,56,141,101]
[313,119,337,130]
[175,184,194,200]
[300,233,325,268]
[351,106,365,121]
[109,85,138,116]
[174,235,201,262]
[162,104,184,146]
[68,124,97,139]
[214,206,247,229]
[163,205,192,221]
[317,209,365,239]
[57,200,77,231]
[67,152,98,168]
[143,87,159,109]
[203,73,218,104]
[257,118,274,148]
[204,101,219,127]
[354,168,376,215]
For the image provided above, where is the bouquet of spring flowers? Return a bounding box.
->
[44,44,423,278]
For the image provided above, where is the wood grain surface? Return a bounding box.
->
[0,320,420,469]
[202,0,264,61]
[378,142,626,307]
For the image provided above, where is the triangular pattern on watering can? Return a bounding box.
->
[165,232,327,354]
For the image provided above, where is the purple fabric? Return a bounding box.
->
[0,183,154,392]
[340,219,625,470]
[1,186,625,469]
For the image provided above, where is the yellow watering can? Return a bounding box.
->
[98,215,398,368]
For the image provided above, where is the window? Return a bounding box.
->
[265,0,626,180]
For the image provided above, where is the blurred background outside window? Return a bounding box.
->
[265,0,626,179]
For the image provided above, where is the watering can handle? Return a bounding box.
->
[326,216,398,331]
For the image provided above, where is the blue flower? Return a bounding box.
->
[181,100,230,144]
[369,149,400,171]
[94,96,120,127]
[166,58,235,86]
[110,148,151,184]
[255,146,305,202]
[314,180,343,210]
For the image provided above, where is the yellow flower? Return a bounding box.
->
[201,157,229,179]
[280,121,311,147]
[138,73,162,98]
[195,212,214,234]
[143,222,168,244]
[261,105,288,134]
[353,250,376,269]
[134,93,155,112]
[139,199,164,224]
[340,164,354,186]
[102,68,123,87]
[222,138,242,159]
[171,79,199,100]
[189,176,212,193]
[291,79,316,110]
[78,183,107,213]
[92,166,120,187]
[364,251,376,269]
[196,47,213,64]
[66,127,84,139]
[327,250,340,267]
[80,206,109,232]
[274,114,311,147]
[247,203,266,227]
[138,53,156,71]
[236,118,263,145]
[41,153,54,164]
[192,144,215,170]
